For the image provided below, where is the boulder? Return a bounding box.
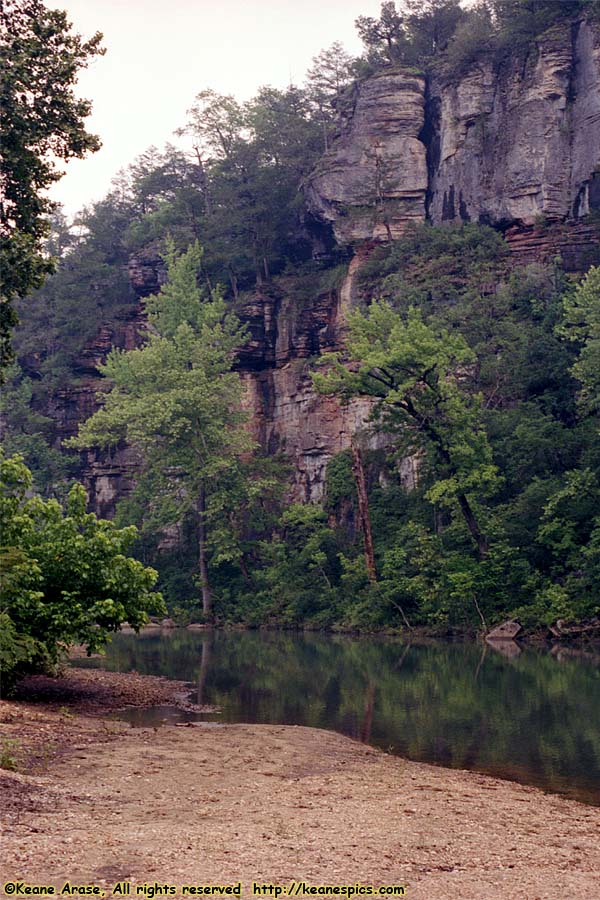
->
[486,620,523,642]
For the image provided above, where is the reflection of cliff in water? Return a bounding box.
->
[76,630,600,806]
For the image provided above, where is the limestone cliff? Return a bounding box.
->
[428,18,600,226]
[74,252,373,509]
[305,70,428,243]
[306,15,600,240]
[68,14,600,512]
[239,13,598,504]
[36,302,147,519]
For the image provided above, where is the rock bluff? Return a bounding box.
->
[64,16,600,510]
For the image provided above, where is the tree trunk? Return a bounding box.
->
[457,492,489,561]
[404,398,490,561]
[197,484,212,620]
[227,266,239,301]
[239,554,252,584]
[351,444,377,583]
[193,146,213,215]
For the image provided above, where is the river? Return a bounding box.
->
[74,629,600,805]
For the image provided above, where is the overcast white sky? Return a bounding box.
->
[48,0,384,218]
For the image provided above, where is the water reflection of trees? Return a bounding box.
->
[85,630,600,804]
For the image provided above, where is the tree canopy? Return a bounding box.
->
[313,302,499,560]
[67,241,269,620]
[3,6,600,636]
[354,0,600,74]
[0,0,103,373]
[561,265,600,416]
[0,451,163,693]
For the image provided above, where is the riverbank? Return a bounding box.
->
[147,615,600,647]
[130,619,600,651]
[1,667,599,900]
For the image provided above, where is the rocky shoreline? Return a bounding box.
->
[1,666,599,900]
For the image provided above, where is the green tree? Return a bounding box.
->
[488,0,583,41]
[355,2,407,65]
[254,504,342,626]
[179,89,246,162]
[533,468,600,623]
[306,42,356,107]
[313,302,500,560]
[7,189,135,410]
[0,363,75,495]
[0,452,162,694]
[340,223,598,629]
[523,265,600,624]
[560,265,600,416]
[403,0,464,62]
[0,0,104,372]
[441,3,494,73]
[177,87,322,293]
[67,241,257,620]
[306,42,356,150]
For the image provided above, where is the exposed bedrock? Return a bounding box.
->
[305,70,429,244]
[37,305,148,518]
[76,251,371,511]
[429,18,600,226]
[306,17,600,241]
[64,16,600,512]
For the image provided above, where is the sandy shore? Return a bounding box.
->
[1,668,599,900]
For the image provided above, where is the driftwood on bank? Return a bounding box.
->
[548,617,600,639]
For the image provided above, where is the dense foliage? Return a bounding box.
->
[150,224,595,634]
[0,452,163,693]
[1,54,355,456]
[8,237,600,635]
[303,227,600,632]
[147,226,596,633]
[0,0,103,372]
[67,242,281,620]
[4,3,600,638]
[355,1,600,75]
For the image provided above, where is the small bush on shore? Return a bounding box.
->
[0,452,164,695]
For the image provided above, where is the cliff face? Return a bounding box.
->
[305,70,428,243]
[72,16,600,512]
[76,252,373,509]
[252,15,599,503]
[38,303,146,519]
[306,16,600,240]
[428,18,600,226]
[237,253,379,502]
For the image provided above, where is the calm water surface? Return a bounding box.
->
[75,630,600,805]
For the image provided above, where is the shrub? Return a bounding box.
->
[0,452,164,694]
